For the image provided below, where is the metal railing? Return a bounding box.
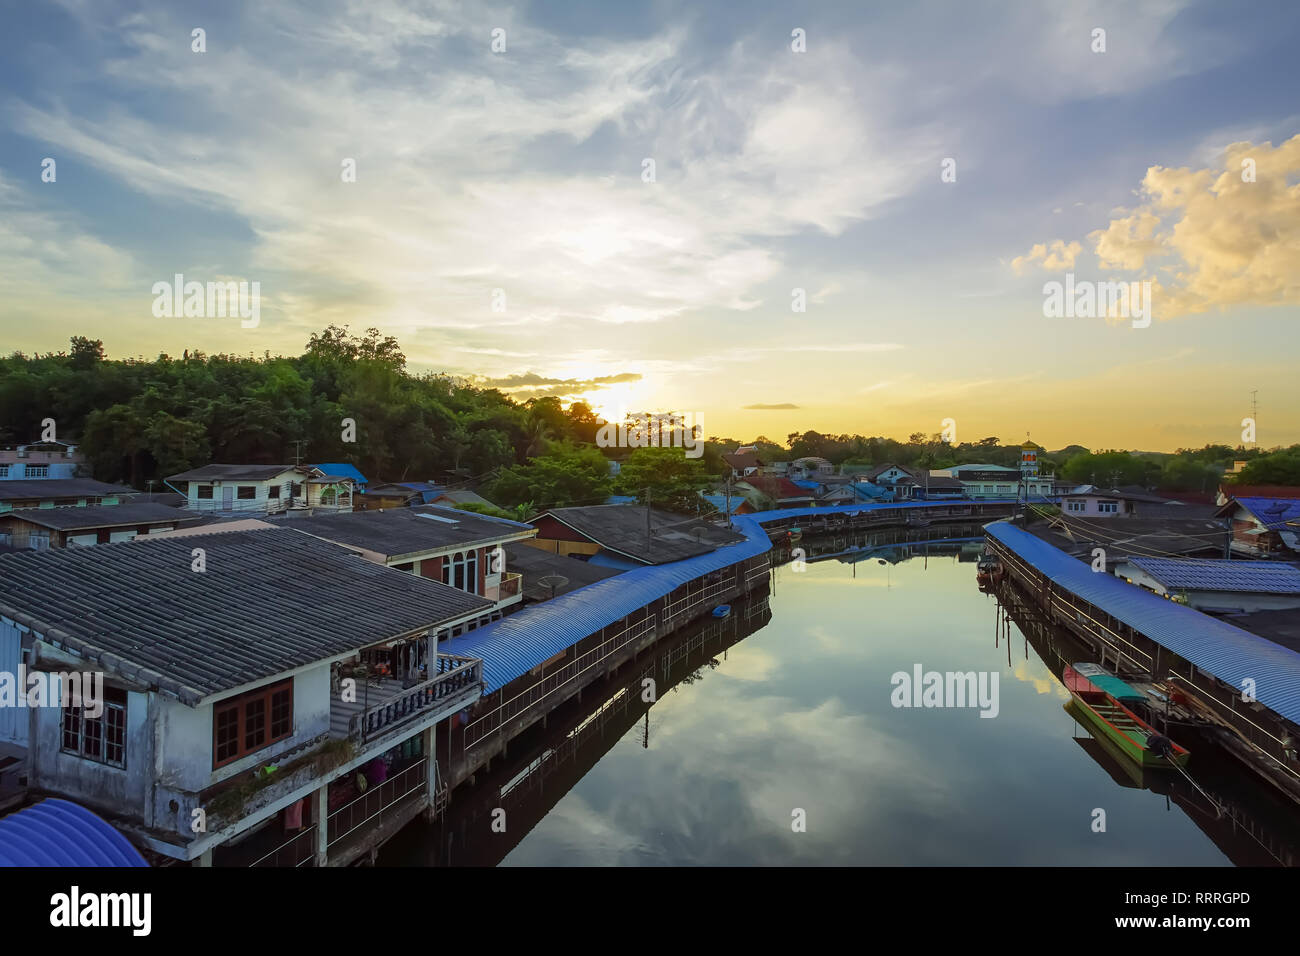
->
[464,612,656,747]
[349,656,482,740]
[327,758,427,850]
[249,823,318,867]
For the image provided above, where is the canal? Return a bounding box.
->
[381,527,1300,866]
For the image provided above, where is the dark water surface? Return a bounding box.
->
[382,531,1300,866]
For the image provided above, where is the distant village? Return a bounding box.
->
[1,431,1298,865]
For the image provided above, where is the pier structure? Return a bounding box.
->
[984,520,1300,802]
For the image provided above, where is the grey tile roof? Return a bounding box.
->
[536,505,747,565]
[0,479,138,501]
[503,543,624,600]
[167,464,302,481]
[2,502,197,531]
[0,528,493,704]
[274,505,535,559]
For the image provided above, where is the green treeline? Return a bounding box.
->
[1,331,1296,516]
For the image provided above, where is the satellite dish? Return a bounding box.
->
[537,574,569,600]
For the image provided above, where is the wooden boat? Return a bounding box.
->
[975,554,1004,589]
[1063,663,1190,769]
[786,527,802,543]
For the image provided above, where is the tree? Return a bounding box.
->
[1235,446,1300,486]
[489,441,611,510]
[69,336,106,370]
[614,447,714,513]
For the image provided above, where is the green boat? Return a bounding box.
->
[1063,663,1190,769]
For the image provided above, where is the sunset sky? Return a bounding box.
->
[2,0,1298,451]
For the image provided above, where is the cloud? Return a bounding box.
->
[1083,136,1300,317]
[1010,239,1084,274]
[743,403,799,410]
[476,370,643,399]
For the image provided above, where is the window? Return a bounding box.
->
[62,687,128,768]
[0,464,8,477]
[1066,500,1085,513]
[25,464,48,478]
[213,679,293,768]
[443,551,477,592]
[1098,500,1119,514]
[236,486,257,500]
[196,485,214,499]
[267,484,280,499]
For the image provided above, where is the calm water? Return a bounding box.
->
[384,531,1300,866]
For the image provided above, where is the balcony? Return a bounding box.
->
[484,571,522,603]
[331,654,483,746]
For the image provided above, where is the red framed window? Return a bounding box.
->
[213,679,293,768]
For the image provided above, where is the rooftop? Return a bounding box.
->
[534,504,747,565]
[1127,557,1300,594]
[1042,514,1230,560]
[502,543,624,600]
[0,478,138,501]
[281,504,534,559]
[2,502,197,531]
[0,528,492,704]
[167,464,303,482]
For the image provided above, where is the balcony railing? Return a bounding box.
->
[484,572,522,602]
[347,655,482,742]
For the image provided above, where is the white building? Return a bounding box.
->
[167,464,355,515]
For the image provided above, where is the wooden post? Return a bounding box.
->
[314,785,328,866]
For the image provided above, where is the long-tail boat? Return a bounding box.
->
[1062,663,1190,769]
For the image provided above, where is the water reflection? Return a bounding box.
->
[379,527,1300,866]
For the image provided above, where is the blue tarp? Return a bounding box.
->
[0,798,148,866]
[443,516,772,693]
[986,522,1300,726]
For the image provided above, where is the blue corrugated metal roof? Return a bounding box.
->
[443,516,771,693]
[1235,497,1300,530]
[1129,557,1300,594]
[605,495,638,505]
[0,798,148,866]
[986,522,1300,726]
[587,551,643,570]
[309,463,368,486]
[700,493,746,515]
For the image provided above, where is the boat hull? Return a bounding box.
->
[1067,692,1190,769]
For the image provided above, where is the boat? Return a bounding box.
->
[905,516,930,528]
[1063,663,1190,769]
[786,527,802,543]
[711,605,731,619]
[975,554,1004,589]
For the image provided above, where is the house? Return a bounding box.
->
[0,502,199,550]
[1058,485,1168,517]
[722,449,763,479]
[0,439,85,481]
[790,477,858,505]
[700,492,753,516]
[788,456,834,480]
[307,463,368,492]
[1215,489,1300,557]
[429,489,499,510]
[355,481,443,510]
[167,464,355,515]
[0,478,138,514]
[894,474,966,500]
[0,527,494,866]
[864,463,919,492]
[941,463,1055,500]
[526,504,748,568]
[1113,557,1300,614]
[283,505,537,619]
[734,475,816,510]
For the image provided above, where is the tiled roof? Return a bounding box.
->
[0,479,137,501]
[0,528,492,704]
[283,504,534,558]
[738,476,812,500]
[1128,557,1300,594]
[2,502,195,531]
[534,505,747,565]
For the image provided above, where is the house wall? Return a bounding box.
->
[1061,495,1129,517]
[28,686,154,825]
[153,664,332,797]
[1116,565,1300,611]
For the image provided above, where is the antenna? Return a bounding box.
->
[1250,390,1258,449]
[290,439,306,467]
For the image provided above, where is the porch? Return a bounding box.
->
[331,653,483,745]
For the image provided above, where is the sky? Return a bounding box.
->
[1,0,1298,452]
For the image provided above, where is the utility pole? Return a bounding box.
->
[1250,389,1258,450]
[290,439,306,468]
[645,488,652,552]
